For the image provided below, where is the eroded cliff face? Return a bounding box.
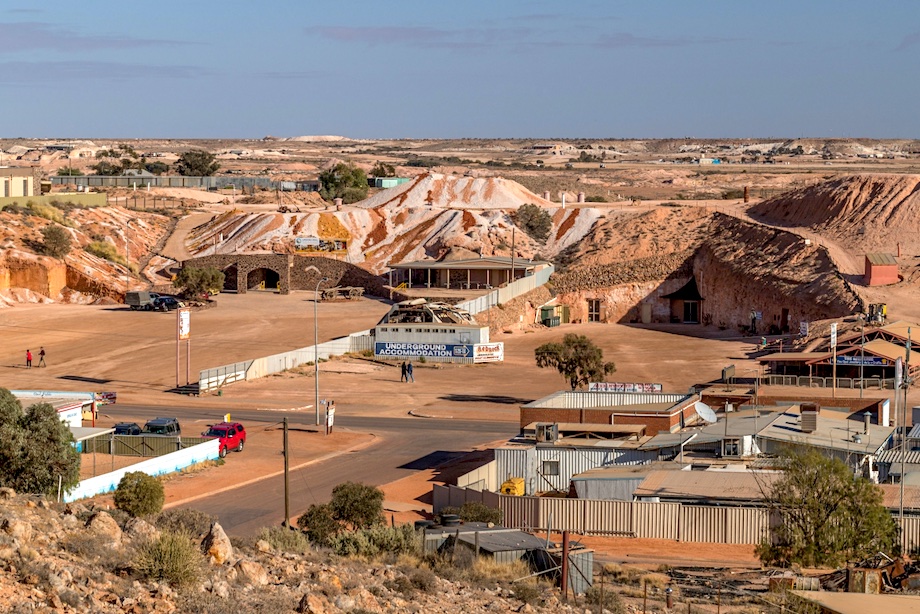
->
[552,212,860,330]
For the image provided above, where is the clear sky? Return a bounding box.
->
[2,1,918,139]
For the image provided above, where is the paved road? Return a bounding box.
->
[108,405,517,535]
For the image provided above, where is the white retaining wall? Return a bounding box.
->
[64,439,220,502]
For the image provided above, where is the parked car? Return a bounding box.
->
[143,417,181,436]
[201,422,246,457]
[153,297,185,311]
[113,422,142,436]
[126,291,159,311]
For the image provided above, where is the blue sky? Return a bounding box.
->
[2,1,918,139]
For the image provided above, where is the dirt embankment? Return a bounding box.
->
[749,173,920,255]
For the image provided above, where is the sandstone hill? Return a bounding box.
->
[0,488,590,613]
[749,173,920,255]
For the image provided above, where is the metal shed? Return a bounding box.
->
[423,522,546,564]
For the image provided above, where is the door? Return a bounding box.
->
[683,301,699,323]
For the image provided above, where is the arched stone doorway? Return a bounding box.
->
[246,267,281,292]
[222,264,238,292]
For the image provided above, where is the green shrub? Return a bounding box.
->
[585,585,625,612]
[409,568,436,592]
[512,581,543,605]
[26,202,68,225]
[85,240,128,266]
[135,530,203,586]
[512,203,552,242]
[258,526,311,554]
[328,524,420,557]
[155,508,216,539]
[442,501,503,525]
[40,224,72,258]
[330,482,385,530]
[297,503,339,546]
[114,471,164,517]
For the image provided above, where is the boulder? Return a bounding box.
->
[0,487,15,500]
[234,559,269,586]
[124,517,160,542]
[296,593,329,614]
[2,518,33,542]
[201,522,233,565]
[85,512,122,544]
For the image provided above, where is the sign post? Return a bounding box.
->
[325,401,335,436]
[177,308,191,388]
[830,323,837,398]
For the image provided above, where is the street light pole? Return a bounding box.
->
[314,276,329,426]
[124,220,130,297]
[860,315,865,399]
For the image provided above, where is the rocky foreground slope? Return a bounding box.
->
[0,489,595,613]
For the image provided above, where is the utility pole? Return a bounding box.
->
[283,417,290,529]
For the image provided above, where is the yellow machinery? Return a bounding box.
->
[501,477,524,496]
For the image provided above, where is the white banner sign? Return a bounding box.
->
[178,308,191,340]
[473,343,504,363]
[830,323,837,349]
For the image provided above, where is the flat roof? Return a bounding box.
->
[758,408,894,454]
[523,390,691,412]
[70,427,115,442]
[390,256,547,271]
[792,590,920,614]
[633,469,780,502]
[866,253,898,266]
[757,352,831,363]
[523,422,646,436]
[572,462,689,480]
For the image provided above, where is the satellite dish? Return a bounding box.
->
[694,401,718,424]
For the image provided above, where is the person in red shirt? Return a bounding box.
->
[25,349,32,369]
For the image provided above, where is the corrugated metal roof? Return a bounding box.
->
[758,409,894,454]
[523,390,691,410]
[457,530,547,553]
[866,253,898,266]
[390,257,547,270]
[862,339,920,367]
[879,320,920,342]
[876,450,920,465]
[757,352,831,362]
[634,469,780,502]
[70,427,115,442]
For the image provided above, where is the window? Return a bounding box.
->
[542,460,560,476]
[588,299,602,322]
[723,438,740,457]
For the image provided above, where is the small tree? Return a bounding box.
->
[535,333,616,391]
[173,266,225,299]
[319,162,369,204]
[756,447,898,567]
[175,150,220,176]
[370,161,396,177]
[297,503,339,546]
[0,392,81,497]
[40,224,72,258]
[330,481,385,530]
[512,203,552,242]
[114,471,165,517]
[56,167,82,176]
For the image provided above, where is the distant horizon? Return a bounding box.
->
[2,2,918,139]
[3,135,919,143]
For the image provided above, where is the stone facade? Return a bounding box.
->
[182,254,389,297]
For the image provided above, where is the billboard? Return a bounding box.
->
[295,236,347,252]
[589,382,663,393]
[375,342,472,358]
[835,355,890,366]
[375,342,505,362]
[473,343,504,363]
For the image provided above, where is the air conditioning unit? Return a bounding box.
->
[535,423,559,443]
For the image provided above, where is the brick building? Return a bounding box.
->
[520,390,701,433]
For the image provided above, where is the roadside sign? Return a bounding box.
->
[830,323,837,349]
[178,308,191,340]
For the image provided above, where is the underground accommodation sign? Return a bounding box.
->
[375,342,504,362]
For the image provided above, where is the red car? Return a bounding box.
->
[202,422,246,457]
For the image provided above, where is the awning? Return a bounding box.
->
[661,277,704,301]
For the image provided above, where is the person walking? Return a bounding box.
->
[400,361,407,383]
[406,361,414,383]
[38,347,46,368]
[25,349,32,369]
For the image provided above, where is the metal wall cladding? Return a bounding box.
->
[457,266,554,316]
[83,436,211,458]
[496,447,656,496]
[899,517,920,553]
[456,460,498,491]
[526,391,689,410]
[630,500,680,540]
